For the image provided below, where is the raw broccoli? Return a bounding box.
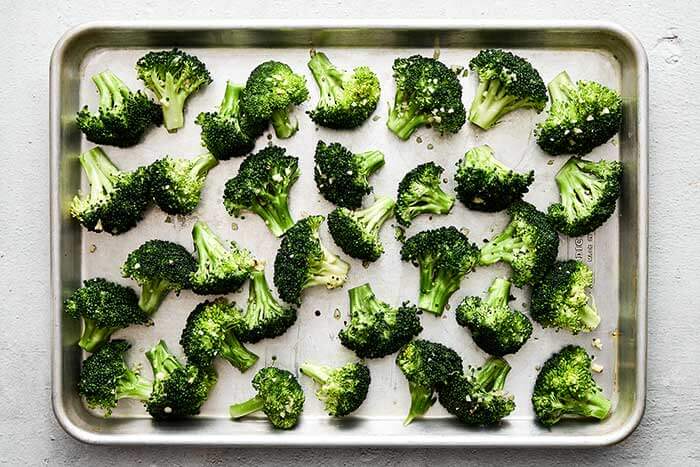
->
[395,162,455,227]
[387,55,466,139]
[76,70,162,147]
[400,226,480,316]
[300,361,371,417]
[531,260,600,334]
[467,49,547,130]
[535,71,623,155]
[136,48,212,132]
[327,195,395,261]
[273,215,350,305]
[239,266,297,343]
[223,145,300,237]
[70,147,150,235]
[339,283,422,359]
[479,201,559,287]
[532,345,611,427]
[396,339,463,425]
[313,140,385,209]
[307,50,381,129]
[454,145,534,212]
[456,277,532,356]
[147,152,219,215]
[548,157,623,236]
[229,367,305,429]
[64,278,149,352]
[438,357,515,426]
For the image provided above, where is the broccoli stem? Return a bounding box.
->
[160,72,188,132]
[219,332,258,372]
[479,223,525,265]
[411,187,455,218]
[555,159,605,219]
[566,390,612,420]
[116,370,153,401]
[547,71,575,104]
[305,243,350,289]
[475,358,511,392]
[146,341,182,380]
[190,152,219,179]
[251,193,295,237]
[78,318,117,352]
[355,150,385,176]
[417,270,460,315]
[387,91,430,140]
[229,396,265,419]
[245,269,280,324]
[348,283,382,315]
[404,382,436,425]
[580,303,601,331]
[356,196,395,234]
[485,278,512,308]
[220,81,244,117]
[308,51,345,106]
[79,147,118,201]
[299,361,332,385]
[92,72,115,110]
[468,79,519,130]
[192,221,229,268]
[138,279,171,315]
[271,109,298,139]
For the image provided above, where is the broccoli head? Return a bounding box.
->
[327,195,395,261]
[239,266,297,343]
[300,361,371,417]
[395,162,455,227]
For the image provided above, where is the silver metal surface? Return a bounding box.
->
[50,20,648,447]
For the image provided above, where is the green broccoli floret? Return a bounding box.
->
[468,49,547,130]
[396,339,463,425]
[239,266,297,343]
[531,260,600,334]
[454,145,534,212]
[395,162,455,227]
[136,48,212,132]
[300,361,371,417]
[535,71,623,155]
[339,283,422,359]
[479,201,559,287]
[70,147,150,235]
[229,367,305,429]
[307,50,381,129]
[456,277,532,356]
[387,55,466,139]
[400,226,480,316]
[64,278,149,352]
[532,345,611,427]
[223,145,300,237]
[327,196,395,261]
[76,70,162,147]
[548,157,623,236]
[273,215,350,305]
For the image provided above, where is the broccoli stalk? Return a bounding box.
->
[307,240,350,289]
[469,79,518,129]
[79,319,118,352]
[219,333,259,371]
[484,277,510,309]
[417,263,459,316]
[479,222,523,266]
[327,196,395,261]
[240,267,297,343]
[475,357,511,391]
[387,89,431,140]
[228,395,266,418]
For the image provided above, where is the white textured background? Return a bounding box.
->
[1,0,699,465]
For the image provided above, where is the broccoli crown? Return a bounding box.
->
[189,220,256,295]
[239,267,297,343]
[307,50,381,129]
[76,70,162,147]
[148,152,219,215]
[468,49,547,130]
[535,71,623,155]
[454,145,534,212]
[387,55,466,139]
[479,201,559,287]
[300,361,371,417]
[339,283,422,359]
[78,340,152,415]
[229,367,305,429]
[327,196,395,261]
[531,260,600,334]
[136,48,212,132]
[548,157,623,236]
[400,226,480,316]
[70,147,150,235]
[455,277,532,356]
[395,162,455,227]
[532,345,611,427]
[223,145,300,237]
[273,215,350,305]
[438,357,515,426]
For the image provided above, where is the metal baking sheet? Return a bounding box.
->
[50,20,647,447]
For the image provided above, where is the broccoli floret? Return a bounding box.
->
[479,201,559,287]
[339,283,422,359]
[136,48,211,132]
[468,49,547,130]
[535,71,623,155]
[454,145,534,212]
[532,345,611,427]
[64,278,149,352]
[400,226,480,316]
[307,50,381,129]
[273,215,350,305]
[395,162,455,227]
[456,277,532,356]
[438,357,515,426]
[396,339,463,425]
[78,340,152,416]
[327,196,395,261]
[531,260,600,334]
[70,147,150,235]
[387,55,466,139]
[548,157,623,236]
[229,367,305,429]
[223,145,300,237]
[300,361,370,417]
[147,152,219,215]
[76,70,162,147]
[239,266,297,343]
